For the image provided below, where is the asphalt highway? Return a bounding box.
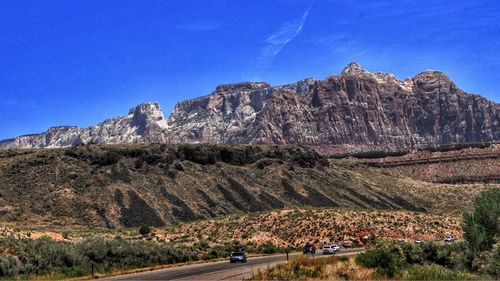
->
[102,247,365,281]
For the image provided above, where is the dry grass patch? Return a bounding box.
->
[250,256,374,280]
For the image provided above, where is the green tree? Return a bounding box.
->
[462,188,500,268]
[473,189,500,247]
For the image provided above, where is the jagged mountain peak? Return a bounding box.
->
[128,102,166,124]
[413,70,453,82]
[341,62,369,75]
[127,102,163,115]
[215,82,271,92]
[128,102,168,132]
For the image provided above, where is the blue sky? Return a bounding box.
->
[1,0,499,140]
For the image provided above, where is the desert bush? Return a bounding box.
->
[411,242,467,270]
[178,145,218,165]
[331,141,494,159]
[122,147,148,158]
[173,162,184,171]
[91,150,122,166]
[141,154,163,165]
[251,255,339,280]
[0,256,21,278]
[485,244,500,278]
[193,240,209,251]
[356,247,405,278]
[255,159,275,169]
[139,226,151,236]
[404,264,481,280]
[400,242,425,265]
[258,242,280,254]
[421,142,492,153]
[219,146,262,165]
[201,245,232,260]
[0,236,197,279]
[328,149,407,159]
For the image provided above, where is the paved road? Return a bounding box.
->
[102,247,364,281]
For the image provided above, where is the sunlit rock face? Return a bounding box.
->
[0,102,169,148]
[167,63,500,150]
[2,63,499,151]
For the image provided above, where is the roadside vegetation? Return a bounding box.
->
[0,206,463,279]
[0,227,294,279]
[251,188,500,280]
[0,188,495,279]
[251,255,374,280]
[0,236,197,279]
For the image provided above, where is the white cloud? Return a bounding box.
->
[253,4,312,77]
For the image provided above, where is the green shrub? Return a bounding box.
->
[356,247,405,278]
[0,235,197,279]
[485,245,500,278]
[259,242,279,254]
[405,264,481,280]
[202,245,231,260]
[0,256,21,278]
[400,243,424,265]
[92,150,122,166]
[193,240,209,251]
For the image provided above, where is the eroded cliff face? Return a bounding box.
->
[167,63,500,150]
[166,80,314,144]
[1,63,499,151]
[0,102,169,149]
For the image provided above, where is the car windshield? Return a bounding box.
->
[323,246,330,248]
[231,252,244,256]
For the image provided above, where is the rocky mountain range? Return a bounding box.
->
[2,63,499,151]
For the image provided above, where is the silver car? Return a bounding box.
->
[322,244,340,255]
[444,236,456,243]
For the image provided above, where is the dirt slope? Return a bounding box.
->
[161,209,462,248]
[0,144,492,228]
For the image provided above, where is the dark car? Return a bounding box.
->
[303,243,316,254]
[229,251,247,263]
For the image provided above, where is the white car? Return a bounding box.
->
[322,244,340,255]
[444,236,456,243]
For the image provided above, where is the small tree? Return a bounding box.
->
[472,189,500,248]
[462,189,500,267]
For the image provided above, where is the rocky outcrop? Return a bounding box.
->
[0,102,169,149]
[1,63,499,151]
